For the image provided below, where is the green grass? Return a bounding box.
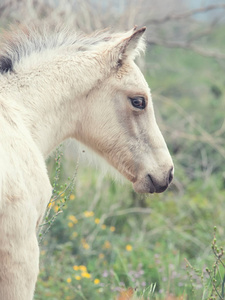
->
[34,155,225,300]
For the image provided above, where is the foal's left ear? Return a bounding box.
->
[107,26,146,68]
[122,26,146,59]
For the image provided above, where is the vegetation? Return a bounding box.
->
[34,23,225,300]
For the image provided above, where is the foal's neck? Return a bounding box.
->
[7,51,107,157]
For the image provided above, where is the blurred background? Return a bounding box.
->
[1,0,225,299]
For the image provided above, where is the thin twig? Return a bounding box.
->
[207,269,224,300]
[155,94,225,159]
[146,4,225,25]
[148,39,225,60]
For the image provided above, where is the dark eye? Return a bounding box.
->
[129,97,146,109]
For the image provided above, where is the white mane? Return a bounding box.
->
[0,23,146,74]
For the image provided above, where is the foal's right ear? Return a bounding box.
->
[106,26,146,69]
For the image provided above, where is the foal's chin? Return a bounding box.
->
[133,180,156,194]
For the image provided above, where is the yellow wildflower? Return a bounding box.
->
[103,241,111,249]
[48,202,52,208]
[84,211,94,217]
[101,224,106,230]
[68,215,78,224]
[75,275,81,280]
[73,265,79,271]
[66,277,72,283]
[98,253,105,259]
[110,226,115,232]
[95,218,100,224]
[81,239,90,250]
[72,232,78,238]
[81,272,91,278]
[94,278,100,285]
[68,222,74,228]
[83,243,90,249]
[79,265,87,272]
[54,205,59,213]
[70,194,75,200]
[126,244,133,252]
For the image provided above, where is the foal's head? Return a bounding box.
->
[75,27,174,193]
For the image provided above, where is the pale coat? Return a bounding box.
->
[0,24,173,299]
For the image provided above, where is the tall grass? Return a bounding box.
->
[34,145,225,299]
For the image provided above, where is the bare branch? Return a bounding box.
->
[146,4,225,25]
[187,17,222,43]
[156,94,225,160]
[148,39,225,60]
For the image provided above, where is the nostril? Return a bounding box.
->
[148,174,168,193]
[148,174,155,191]
[148,168,173,194]
[168,167,174,184]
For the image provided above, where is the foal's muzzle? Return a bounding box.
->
[148,167,174,193]
[132,165,174,194]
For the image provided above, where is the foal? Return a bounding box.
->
[0,24,173,299]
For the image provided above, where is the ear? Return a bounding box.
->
[122,26,146,59]
[107,26,146,68]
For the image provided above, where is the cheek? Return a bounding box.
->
[74,103,118,152]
